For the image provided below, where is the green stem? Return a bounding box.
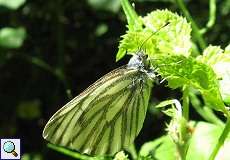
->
[190,93,223,126]
[21,54,72,99]
[56,0,65,71]
[175,0,206,50]
[182,86,189,120]
[47,143,93,160]
[127,143,137,159]
[120,0,142,31]
[207,0,216,28]
[208,118,230,160]
[201,0,216,33]
[55,0,72,100]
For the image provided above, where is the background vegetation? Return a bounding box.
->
[0,0,229,159]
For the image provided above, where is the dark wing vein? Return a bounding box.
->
[43,66,153,156]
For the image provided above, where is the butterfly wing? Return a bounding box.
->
[43,66,153,155]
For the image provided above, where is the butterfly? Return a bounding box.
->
[42,51,156,156]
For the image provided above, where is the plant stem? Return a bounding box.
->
[47,143,93,160]
[207,0,216,28]
[127,143,137,159]
[182,86,189,120]
[120,0,142,31]
[190,93,223,126]
[21,54,72,99]
[208,118,230,160]
[55,0,72,100]
[56,0,65,72]
[201,0,216,33]
[175,0,206,50]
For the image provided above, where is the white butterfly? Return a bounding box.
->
[43,51,156,156]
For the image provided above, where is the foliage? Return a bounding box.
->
[0,0,229,160]
[114,0,230,160]
[0,27,26,48]
[0,0,25,10]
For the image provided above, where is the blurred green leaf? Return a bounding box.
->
[220,0,230,15]
[139,135,177,160]
[0,27,26,49]
[136,0,173,2]
[95,23,108,37]
[87,0,120,13]
[21,153,43,160]
[16,100,41,120]
[186,121,230,160]
[0,0,25,10]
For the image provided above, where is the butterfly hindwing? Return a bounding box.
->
[43,64,153,155]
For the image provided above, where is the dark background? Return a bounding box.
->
[0,0,229,159]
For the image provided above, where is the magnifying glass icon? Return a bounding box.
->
[3,141,18,157]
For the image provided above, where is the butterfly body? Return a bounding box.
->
[43,51,155,155]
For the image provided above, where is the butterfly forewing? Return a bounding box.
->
[43,53,153,155]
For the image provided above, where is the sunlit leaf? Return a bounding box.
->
[87,0,120,13]
[0,0,26,10]
[151,54,225,111]
[117,9,192,61]
[197,45,230,105]
[0,27,26,48]
[186,121,230,160]
[139,135,177,160]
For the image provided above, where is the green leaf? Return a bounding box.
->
[186,121,230,160]
[16,100,41,120]
[220,0,230,15]
[199,45,230,105]
[143,10,192,57]
[151,54,225,111]
[87,0,120,13]
[116,9,192,61]
[95,23,108,37]
[21,153,43,160]
[0,27,26,48]
[139,135,177,160]
[0,0,25,10]
[113,151,129,160]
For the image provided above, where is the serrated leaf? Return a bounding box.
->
[0,0,25,10]
[151,54,225,111]
[0,27,26,48]
[143,9,192,57]
[186,121,230,160]
[117,9,192,61]
[197,45,230,105]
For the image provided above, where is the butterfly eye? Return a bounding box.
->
[143,53,148,59]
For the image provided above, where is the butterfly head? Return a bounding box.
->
[127,51,156,79]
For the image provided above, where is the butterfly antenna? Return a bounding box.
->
[139,22,170,51]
